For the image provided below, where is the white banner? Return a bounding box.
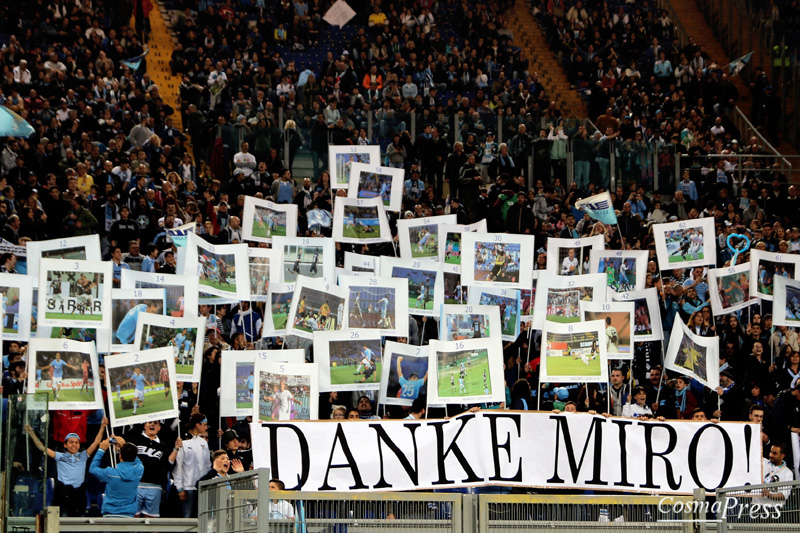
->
[252,412,762,494]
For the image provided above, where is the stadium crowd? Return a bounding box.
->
[0,0,798,522]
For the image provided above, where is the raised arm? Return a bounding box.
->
[24,424,56,458]
[396,356,405,380]
[86,417,108,456]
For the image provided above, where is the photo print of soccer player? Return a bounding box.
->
[438,221,488,269]
[219,349,305,417]
[262,282,295,335]
[27,235,101,288]
[38,258,113,329]
[347,162,404,212]
[580,301,635,360]
[530,273,606,330]
[285,276,348,339]
[468,287,522,341]
[539,320,608,383]
[120,270,200,318]
[664,319,720,390]
[96,288,165,353]
[104,347,178,427]
[248,247,274,302]
[329,145,380,188]
[380,256,444,317]
[253,360,318,421]
[134,314,206,382]
[443,263,467,304]
[590,249,648,294]
[333,197,391,245]
[315,330,383,392]
[343,251,379,274]
[184,233,250,300]
[271,236,336,284]
[428,337,504,404]
[772,276,800,327]
[0,272,33,340]
[380,341,429,406]
[27,338,102,410]
[439,304,501,343]
[749,249,800,301]
[397,215,457,261]
[241,197,298,244]
[461,233,535,290]
[653,218,717,270]
[708,262,753,315]
[545,235,605,277]
[611,288,664,342]
[340,275,408,337]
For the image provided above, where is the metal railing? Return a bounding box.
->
[716,480,800,531]
[730,107,792,169]
[198,468,270,533]
[477,493,694,532]
[676,153,800,192]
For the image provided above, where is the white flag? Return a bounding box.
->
[323,0,356,28]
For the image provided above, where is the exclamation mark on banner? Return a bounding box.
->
[743,425,752,472]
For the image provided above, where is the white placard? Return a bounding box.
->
[437,221,488,271]
[183,233,251,300]
[664,319,720,390]
[611,288,664,342]
[332,196,392,244]
[271,236,336,284]
[460,232,535,290]
[253,360,318,421]
[708,262,754,315]
[439,304,501,343]
[343,252,380,274]
[427,337,505,405]
[248,247,275,302]
[38,258,113,329]
[219,349,305,416]
[652,218,717,270]
[339,275,408,337]
[397,215,457,261]
[530,273,607,330]
[329,145,381,188]
[773,276,800,327]
[589,249,648,294]
[749,249,800,301]
[26,235,102,288]
[546,235,605,276]
[346,162,405,212]
[104,347,179,427]
[0,272,33,341]
[99,288,166,353]
[579,300,635,360]
[379,341,429,407]
[241,196,298,244]
[261,281,296,336]
[314,329,383,392]
[467,287,521,341]
[134,313,206,383]
[379,256,444,317]
[285,276,348,340]
[120,270,200,318]
[540,320,608,383]
[27,338,102,410]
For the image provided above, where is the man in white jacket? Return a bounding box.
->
[172,413,211,518]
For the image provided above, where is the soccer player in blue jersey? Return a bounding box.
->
[119,367,153,414]
[115,301,160,345]
[40,352,78,400]
[396,356,427,400]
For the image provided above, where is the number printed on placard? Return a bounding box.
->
[465,306,472,313]
[615,251,623,257]
[602,304,610,311]
[357,200,364,206]
[134,290,142,298]
[456,341,464,349]
[74,262,79,270]
[369,279,378,286]
[568,325,574,332]
[59,240,67,248]
[412,261,421,268]
[350,331,360,339]
[134,354,140,362]
[156,275,165,282]
[279,365,285,372]
[494,235,503,242]
[567,281,575,287]
[728,267,735,274]
[679,223,686,229]
[62,342,68,350]
[302,238,310,245]
[776,255,782,262]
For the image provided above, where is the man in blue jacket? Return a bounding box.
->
[89,438,144,517]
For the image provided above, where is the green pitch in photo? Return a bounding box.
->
[111,387,174,418]
[409,295,435,310]
[502,311,518,335]
[199,277,237,293]
[45,311,103,321]
[251,222,286,239]
[175,362,194,375]
[342,224,380,239]
[330,362,383,385]
[669,252,704,263]
[437,351,492,398]
[35,386,94,402]
[411,238,438,258]
[272,312,288,330]
[545,354,602,377]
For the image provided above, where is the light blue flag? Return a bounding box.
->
[728,51,753,76]
[307,208,332,228]
[121,46,149,71]
[575,192,618,225]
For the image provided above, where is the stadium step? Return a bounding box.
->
[506,0,588,118]
[143,2,190,156]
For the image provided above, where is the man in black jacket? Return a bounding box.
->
[124,420,180,518]
[506,192,534,234]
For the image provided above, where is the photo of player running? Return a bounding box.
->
[136,317,203,379]
[598,257,636,292]
[257,372,312,421]
[43,270,104,321]
[389,266,438,311]
[477,291,521,337]
[251,206,288,240]
[443,271,466,304]
[444,231,462,265]
[268,290,293,331]
[33,350,93,402]
[281,244,326,282]
[664,228,705,263]
[341,205,382,240]
[472,242,521,283]
[197,250,237,292]
[107,359,175,420]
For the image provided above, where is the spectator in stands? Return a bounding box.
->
[173,413,211,518]
[124,421,181,518]
[89,439,145,517]
[24,419,108,517]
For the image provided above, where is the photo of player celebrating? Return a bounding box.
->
[472,242,521,283]
[380,342,430,405]
[255,361,317,421]
[708,263,752,316]
[105,349,178,427]
[35,352,81,401]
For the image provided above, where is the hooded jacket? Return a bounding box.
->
[89,449,144,516]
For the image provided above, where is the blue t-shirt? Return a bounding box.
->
[245,375,254,390]
[51,359,67,378]
[362,348,375,362]
[55,450,89,488]
[174,333,187,347]
[399,377,425,399]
